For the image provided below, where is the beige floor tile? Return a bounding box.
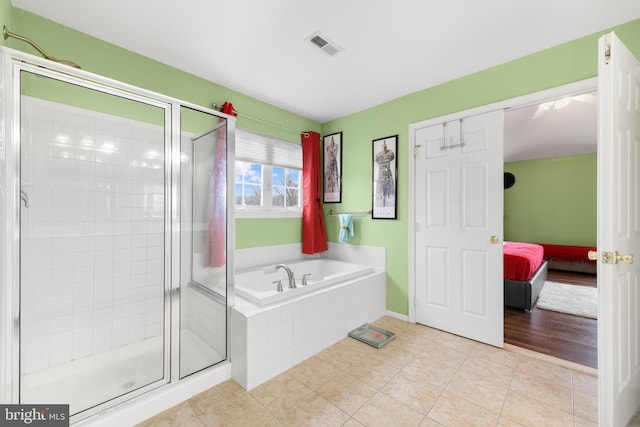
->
[372,316,415,333]
[445,369,509,413]
[373,343,415,368]
[421,340,469,365]
[316,371,377,415]
[316,339,366,367]
[390,332,433,354]
[433,332,478,354]
[574,415,598,426]
[501,390,573,427]
[277,392,349,427]
[419,417,445,426]
[515,355,572,387]
[573,371,598,397]
[343,352,402,388]
[249,372,313,416]
[353,391,425,427]
[469,342,520,369]
[135,401,204,427]
[190,388,282,426]
[402,353,462,388]
[427,391,499,427]
[510,370,572,412]
[135,316,597,426]
[287,355,342,390]
[189,379,245,403]
[496,416,526,426]
[342,418,365,426]
[458,356,515,388]
[574,389,598,423]
[381,370,442,414]
[402,323,441,342]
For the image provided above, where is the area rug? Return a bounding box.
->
[535,281,598,319]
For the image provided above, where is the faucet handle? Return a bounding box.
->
[273,280,283,292]
[301,273,311,286]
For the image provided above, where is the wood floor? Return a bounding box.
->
[504,269,598,369]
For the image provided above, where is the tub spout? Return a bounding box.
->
[275,264,296,289]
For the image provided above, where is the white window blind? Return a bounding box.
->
[235,128,302,169]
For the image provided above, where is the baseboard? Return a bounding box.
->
[385,310,409,322]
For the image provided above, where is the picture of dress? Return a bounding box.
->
[323,132,342,203]
[372,135,398,219]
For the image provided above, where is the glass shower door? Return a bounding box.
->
[18,69,169,416]
[179,106,230,378]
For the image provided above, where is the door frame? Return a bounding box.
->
[408,77,597,324]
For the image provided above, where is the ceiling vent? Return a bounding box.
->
[306,31,343,57]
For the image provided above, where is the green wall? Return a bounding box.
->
[4,2,640,316]
[322,19,640,315]
[504,154,596,246]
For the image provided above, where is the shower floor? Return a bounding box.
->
[21,330,222,417]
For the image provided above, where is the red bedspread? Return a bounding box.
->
[539,243,596,264]
[504,242,544,281]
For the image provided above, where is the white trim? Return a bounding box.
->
[407,77,597,323]
[235,208,302,219]
[385,310,409,322]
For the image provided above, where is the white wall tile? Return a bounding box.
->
[20,97,168,374]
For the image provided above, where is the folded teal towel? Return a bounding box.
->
[338,214,354,243]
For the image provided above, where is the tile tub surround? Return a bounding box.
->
[231,243,386,390]
[139,316,598,426]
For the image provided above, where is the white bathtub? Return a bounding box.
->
[234,258,374,306]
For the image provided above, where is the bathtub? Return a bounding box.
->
[234,258,374,306]
[231,252,386,390]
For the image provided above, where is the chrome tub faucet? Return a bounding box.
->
[275,264,296,288]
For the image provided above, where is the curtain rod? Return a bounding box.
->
[212,103,309,137]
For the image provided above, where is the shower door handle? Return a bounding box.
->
[20,190,29,208]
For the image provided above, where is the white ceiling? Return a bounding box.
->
[504,91,598,162]
[9,1,637,161]
[11,0,640,124]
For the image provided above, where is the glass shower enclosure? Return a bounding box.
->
[0,49,233,422]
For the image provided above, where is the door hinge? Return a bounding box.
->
[604,33,612,65]
[414,144,421,158]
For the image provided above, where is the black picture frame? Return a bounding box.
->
[372,135,398,219]
[323,132,342,203]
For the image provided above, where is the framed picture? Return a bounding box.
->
[372,135,398,219]
[323,132,342,203]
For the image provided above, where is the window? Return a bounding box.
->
[235,129,302,217]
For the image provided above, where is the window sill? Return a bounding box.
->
[235,209,302,219]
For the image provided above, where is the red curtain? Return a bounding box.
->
[301,131,328,254]
[205,102,236,267]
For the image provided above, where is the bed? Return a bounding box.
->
[539,243,597,274]
[503,241,548,310]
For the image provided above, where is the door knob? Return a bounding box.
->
[489,236,500,244]
[589,250,634,264]
[615,252,634,264]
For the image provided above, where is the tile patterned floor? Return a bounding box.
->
[137,316,598,426]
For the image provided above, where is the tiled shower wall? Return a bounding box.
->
[20,96,166,375]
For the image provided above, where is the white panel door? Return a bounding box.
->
[414,111,504,347]
[597,32,640,427]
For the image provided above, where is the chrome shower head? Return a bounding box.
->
[3,25,81,69]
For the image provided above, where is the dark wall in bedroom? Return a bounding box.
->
[504,153,596,246]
